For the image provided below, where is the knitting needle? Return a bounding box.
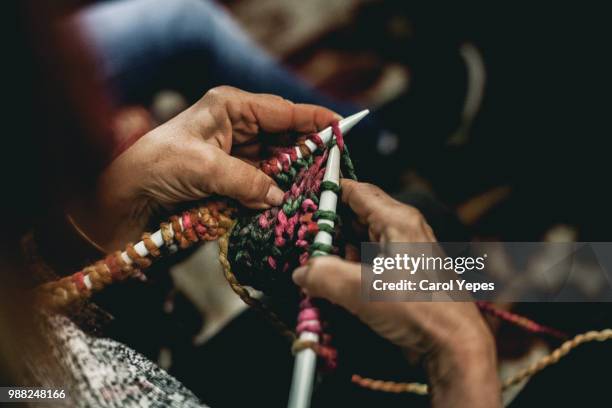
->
[115,109,369,267]
[304,109,370,153]
[79,110,370,317]
[287,109,370,408]
[271,109,370,173]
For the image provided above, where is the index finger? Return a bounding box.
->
[340,179,397,220]
[246,93,342,134]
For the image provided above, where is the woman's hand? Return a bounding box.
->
[340,179,437,243]
[72,86,340,250]
[293,179,500,408]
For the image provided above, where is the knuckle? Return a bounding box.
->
[355,182,377,194]
[304,257,360,308]
[344,181,370,201]
[361,182,384,197]
[403,206,425,225]
[304,258,332,293]
[260,93,288,103]
[203,85,237,103]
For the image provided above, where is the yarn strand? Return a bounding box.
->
[33,116,607,401]
[477,301,568,340]
[35,202,234,310]
[351,328,612,395]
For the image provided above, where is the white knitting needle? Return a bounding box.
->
[304,109,369,153]
[113,109,369,268]
[78,108,370,360]
[287,109,370,408]
[273,109,370,172]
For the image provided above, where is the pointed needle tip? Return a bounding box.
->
[338,109,370,134]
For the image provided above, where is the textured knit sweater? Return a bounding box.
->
[25,313,208,408]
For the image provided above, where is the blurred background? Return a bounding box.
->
[5,0,610,407]
[70,0,607,243]
[213,0,603,243]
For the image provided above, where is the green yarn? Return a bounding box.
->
[275,172,290,186]
[313,210,338,223]
[294,157,310,169]
[228,128,358,299]
[316,223,335,235]
[282,196,303,216]
[320,180,340,194]
[309,193,319,205]
[341,145,357,180]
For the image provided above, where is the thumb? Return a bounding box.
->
[292,256,361,314]
[205,147,284,208]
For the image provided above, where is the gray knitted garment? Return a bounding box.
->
[25,313,208,408]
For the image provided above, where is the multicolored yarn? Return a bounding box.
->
[218,223,297,343]
[228,123,353,370]
[229,149,328,295]
[31,120,611,399]
[35,202,234,310]
[351,328,612,395]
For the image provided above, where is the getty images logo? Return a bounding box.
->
[371,253,488,275]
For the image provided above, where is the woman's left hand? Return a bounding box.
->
[71,86,340,251]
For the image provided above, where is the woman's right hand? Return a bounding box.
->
[292,179,500,408]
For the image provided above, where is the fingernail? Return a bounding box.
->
[333,113,344,121]
[292,266,308,285]
[265,185,284,206]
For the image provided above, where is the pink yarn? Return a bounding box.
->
[267,256,277,269]
[296,296,337,370]
[258,214,270,228]
[309,133,324,148]
[182,212,192,230]
[277,210,288,226]
[290,184,300,197]
[297,224,308,240]
[301,198,317,212]
[296,297,322,335]
[279,153,291,171]
[267,149,328,271]
[286,214,298,236]
[297,320,322,334]
[274,211,288,242]
[257,124,344,372]
[299,308,319,321]
[476,301,567,339]
[299,252,310,265]
[195,224,207,237]
[332,122,344,151]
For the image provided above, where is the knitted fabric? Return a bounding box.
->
[32,121,612,397]
[228,125,355,369]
